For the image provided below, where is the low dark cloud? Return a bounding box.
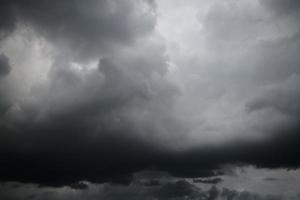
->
[0,180,294,200]
[0,0,300,190]
[1,117,300,186]
[69,182,89,190]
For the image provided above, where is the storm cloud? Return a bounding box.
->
[0,0,300,192]
[0,0,157,59]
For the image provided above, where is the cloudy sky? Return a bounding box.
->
[0,0,300,199]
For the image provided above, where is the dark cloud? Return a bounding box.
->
[0,180,294,200]
[0,0,184,187]
[0,0,300,190]
[0,2,15,41]
[0,51,299,185]
[69,182,89,190]
[0,42,183,186]
[184,123,300,170]
[219,187,285,200]
[0,53,10,76]
[193,178,223,184]
[0,0,156,61]
[260,0,300,15]
[1,115,300,186]
[0,53,11,116]
[141,179,161,186]
[0,96,10,116]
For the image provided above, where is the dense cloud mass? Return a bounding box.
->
[0,0,186,186]
[0,0,300,194]
[0,0,157,59]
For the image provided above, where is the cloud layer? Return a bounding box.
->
[0,0,300,188]
[1,179,298,200]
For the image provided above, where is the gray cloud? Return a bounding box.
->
[0,0,156,60]
[260,0,300,15]
[0,1,184,184]
[246,74,300,117]
[157,0,300,151]
[1,0,300,190]
[0,53,10,76]
[0,53,11,116]
[0,3,15,41]
[0,43,183,186]
[193,178,223,184]
[0,180,296,200]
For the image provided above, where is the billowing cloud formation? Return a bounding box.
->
[0,0,300,188]
[0,0,156,59]
[0,0,185,186]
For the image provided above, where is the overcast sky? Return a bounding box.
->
[0,0,300,199]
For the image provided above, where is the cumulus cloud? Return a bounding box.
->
[0,0,157,60]
[0,0,300,190]
[0,0,184,186]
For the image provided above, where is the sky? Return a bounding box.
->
[0,0,300,199]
